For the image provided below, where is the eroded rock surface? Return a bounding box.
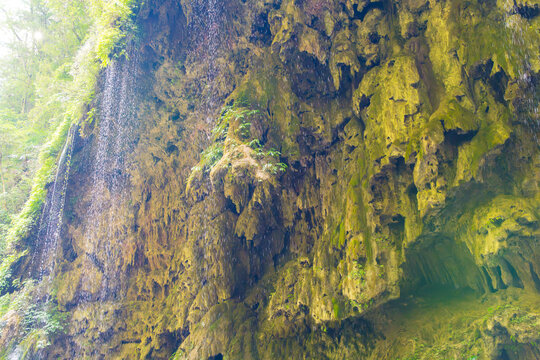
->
[5,0,540,358]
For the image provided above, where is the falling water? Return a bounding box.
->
[502,0,539,142]
[178,4,227,350]
[206,0,220,82]
[83,46,141,302]
[33,125,76,284]
[15,124,76,360]
[188,0,224,122]
[200,3,228,352]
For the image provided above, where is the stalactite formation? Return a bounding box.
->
[1,0,539,359]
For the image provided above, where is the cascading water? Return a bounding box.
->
[206,0,220,82]
[176,4,227,351]
[32,126,76,285]
[82,47,141,302]
[502,0,539,142]
[11,125,77,360]
[189,0,224,120]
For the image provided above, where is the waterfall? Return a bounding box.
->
[32,125,76,284]
[207,0,220,82]
[83,47,141,301]
[12,124,77,360]
[187,0,224,123]
[502,0,539,142]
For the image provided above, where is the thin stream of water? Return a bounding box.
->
[17,125,76,360]
[33,126,76,286]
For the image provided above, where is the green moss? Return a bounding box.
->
[4,0,538,357]
[338,221,346,247]
[331,297,342,320]
[351,261,366,285]
[346,174,373,262]
[429,97,477,133]
[353,54,431,172]
[454,108,511,182]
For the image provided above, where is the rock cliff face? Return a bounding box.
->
[11,0,540,358]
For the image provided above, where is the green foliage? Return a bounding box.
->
[0,0,139,258]
[248,139,261,149]
[88,0,139,67]
[0,280,67,357]
[22,300,66,337]
[214,105,259,140]
[0,2,140,352]
[211,112,230,140]
[6,118,72,247]
[265,148,280,158]
[198,143,224,171]
[262,162,288,175]
[236,120,251,139]
[189,105,262,175]
[351,260,366,285]
[186,102,289,196]
[258,148,287,175]
[0,250,27,293]
[510,313,535,325]
[0,0,92,250]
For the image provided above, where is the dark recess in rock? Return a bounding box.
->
[250,12,272,46]
[511,3,540,19]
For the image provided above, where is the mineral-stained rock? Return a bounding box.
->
[3,0,540,358]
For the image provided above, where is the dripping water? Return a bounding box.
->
[201,0,223,325]
[207,0,220,82]
[32,125,76,286]
[82,46,141,303]
[189,0,224,122]
[12,125,77,360]
[502,0,539,142]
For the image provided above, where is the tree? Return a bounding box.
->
[0,0,91,244]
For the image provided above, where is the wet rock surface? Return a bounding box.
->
[4,0,540,358]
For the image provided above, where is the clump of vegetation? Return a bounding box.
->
[187,106,245,177]
[351,260,366,285]
[90,0,139,67]
[262,160,288,175]
[0,280,67,357]
[0,0,140,354]
[186,102,288,193]
[189,143,224,174]
[1,0,140,277]
[254,147,288,175]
